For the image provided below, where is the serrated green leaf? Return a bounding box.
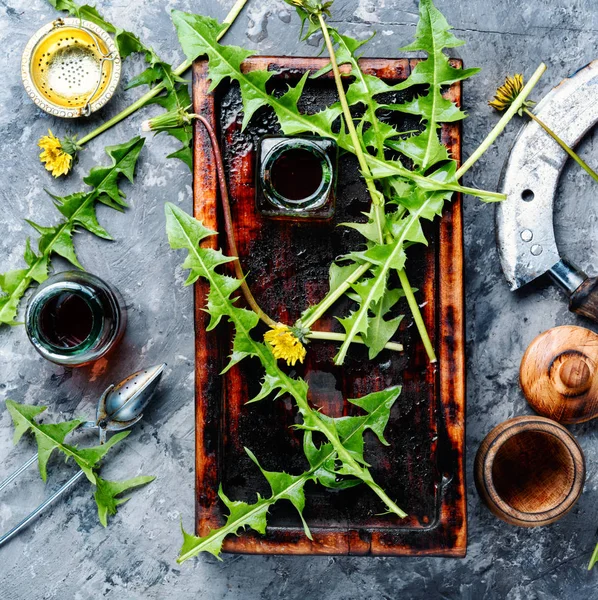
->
[389,0,479,171]
[5,400,129,483]
[113,29,146,59]
[83,137,145,205]
[386,132,449,170]
[171,10,486,200]
[246,448,312,539]
[247,373,286,403]
[0,136,144,327]
[94,475,155,526]
[302,386,401,486]
[7,399,151,529]
[341,218,383,244]
[178,486,272,562]
[334,267,388,365]
[331,29,404,158]
[177,381,401,564]
[49,191,112,240]
[5,400,47,445]
[347,387,400,445]
[70,431,130,482]
[363,291,404,360]
[166,205,407,522]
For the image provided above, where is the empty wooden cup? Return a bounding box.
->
[474,416,585,526]
[520,325,598,424]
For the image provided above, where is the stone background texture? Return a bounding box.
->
[1,1,598,598]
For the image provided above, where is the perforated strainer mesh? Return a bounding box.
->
[22,19,121,118]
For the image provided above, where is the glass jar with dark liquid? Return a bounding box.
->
[257,136,337,220]
[25,271,126,367]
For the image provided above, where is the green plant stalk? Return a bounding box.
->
[301,262,370,329]
[457,63,546,178]
[317,12,385,245]
[308,329,403,352]
[588,542,598,570]
[397,268,435,360]
[523,108,598,183]
[77,0,249,147]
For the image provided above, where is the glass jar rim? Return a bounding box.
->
[24,271,125,367]
[32,284,102,355]
[262,138,333,210]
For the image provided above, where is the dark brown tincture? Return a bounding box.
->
[270,148,324,201]
[38,291,94,349]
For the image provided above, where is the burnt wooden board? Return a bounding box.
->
[192,56,466,556]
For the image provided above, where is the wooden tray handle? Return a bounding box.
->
[520,325,598,424]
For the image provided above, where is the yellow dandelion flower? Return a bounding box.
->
[264,323,307,366]
[38,130,73,177]
[489,74,534,114]
[489,74,598,184]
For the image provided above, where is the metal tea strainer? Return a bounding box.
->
[21,17,121,118]
[0,364,165,547]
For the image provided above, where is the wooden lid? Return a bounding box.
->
[520,325,598,424]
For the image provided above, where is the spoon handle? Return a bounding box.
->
[0,469,85,548]
[0,426,98,494]
[0,454,37,493]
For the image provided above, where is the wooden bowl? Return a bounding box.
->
[474,416,585,526]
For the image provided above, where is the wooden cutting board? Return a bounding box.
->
[192,56,466,556]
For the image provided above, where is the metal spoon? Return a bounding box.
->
[0,364,166,547]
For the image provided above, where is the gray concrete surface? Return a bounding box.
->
[1,0,598,598]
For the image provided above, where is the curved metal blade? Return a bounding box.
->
[496,61,598,290]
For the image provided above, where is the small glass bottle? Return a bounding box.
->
[257,136,337,220]
[25,271,126,367]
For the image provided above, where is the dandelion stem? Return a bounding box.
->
[78,0,249,146]
[396,268,436,361]
[195,114,278,329]
[301,263,371,330]
[307,330,403,353]
[317,12,386,245]
[523,108,598,183]
[457,63,546,178]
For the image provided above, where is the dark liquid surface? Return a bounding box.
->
[39,292,94,349]
[271,148,323,201]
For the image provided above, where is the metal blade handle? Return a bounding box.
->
[569,276,598,322]
[0,469,85,548]
[548,260,598,323]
